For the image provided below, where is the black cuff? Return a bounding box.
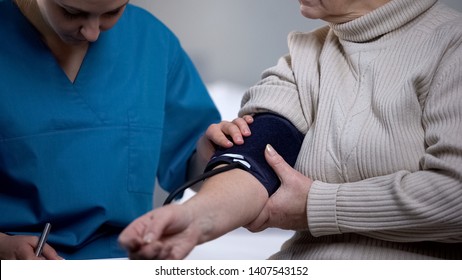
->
[205,113,304,196]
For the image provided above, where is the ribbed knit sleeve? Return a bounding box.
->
[239,25,333,134]
[239,55,309,133]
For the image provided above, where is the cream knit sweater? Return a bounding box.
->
[240,0,462,259]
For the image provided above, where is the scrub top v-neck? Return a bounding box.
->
[0,0,220,259]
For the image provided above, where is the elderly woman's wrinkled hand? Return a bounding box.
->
[118,204,201,260]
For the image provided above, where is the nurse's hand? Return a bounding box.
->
[0,233,61,260]
[205,115,253,148]
[118,205,200,260]
[195,115,253,168]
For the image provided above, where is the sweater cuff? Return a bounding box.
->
[308,181,341,236]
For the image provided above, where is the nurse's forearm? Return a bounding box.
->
[183,167,269,244]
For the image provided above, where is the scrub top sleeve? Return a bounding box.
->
[157,40,221,193]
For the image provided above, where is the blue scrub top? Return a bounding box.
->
[0,1,220,259]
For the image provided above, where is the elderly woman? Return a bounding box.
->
[119,0,462,259]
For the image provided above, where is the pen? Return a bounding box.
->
[35,223,51,257]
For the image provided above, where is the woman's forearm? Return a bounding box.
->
[184,167,269,244]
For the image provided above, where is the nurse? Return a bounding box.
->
[0,0,222,259]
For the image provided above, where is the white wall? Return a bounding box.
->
[131,0,462,88]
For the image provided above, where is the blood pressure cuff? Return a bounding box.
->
[204,113,304,196]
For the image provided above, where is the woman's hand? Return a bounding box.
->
[118,204,202,260]
[119,163,270,260]
[245,145,313,232]
[0,233,61,260]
